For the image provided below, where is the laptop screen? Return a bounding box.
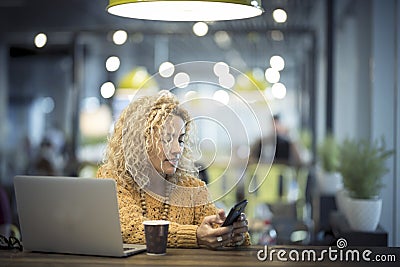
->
[13,175,141,257]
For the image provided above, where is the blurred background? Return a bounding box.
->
[0,0,399,247]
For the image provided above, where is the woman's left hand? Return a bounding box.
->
[230,213,249,246]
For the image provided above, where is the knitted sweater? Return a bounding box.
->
[97,168,250,248]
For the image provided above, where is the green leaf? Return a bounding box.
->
[338,137,393,199]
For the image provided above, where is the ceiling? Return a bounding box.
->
[1,0,320,88]
[2,0,321,152]
[0,0,317,33]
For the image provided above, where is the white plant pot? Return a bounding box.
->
[346,197,382,232]
[317,171,343,195]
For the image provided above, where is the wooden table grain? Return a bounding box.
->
[1,246,399,266]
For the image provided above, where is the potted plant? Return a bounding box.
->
[338,137,393,232]
[316,134,343,195]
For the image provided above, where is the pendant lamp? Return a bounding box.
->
[107,0,264,21]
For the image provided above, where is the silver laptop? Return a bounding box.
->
[14,175,146,257]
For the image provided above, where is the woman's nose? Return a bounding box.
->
[170,139,183,155]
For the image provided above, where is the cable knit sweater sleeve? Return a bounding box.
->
[97,168,220,248]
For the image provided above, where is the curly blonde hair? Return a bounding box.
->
[99,91,198,190]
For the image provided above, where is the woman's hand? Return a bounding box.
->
[196,209,233,249]
[230,213,249,246]
[196,209,249,249]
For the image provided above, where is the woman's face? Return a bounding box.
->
[148,115,186,175]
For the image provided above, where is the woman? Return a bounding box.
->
[97,91,250,249]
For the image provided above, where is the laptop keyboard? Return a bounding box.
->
[123,244,138,251]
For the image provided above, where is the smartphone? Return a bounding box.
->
[221,199,248,227]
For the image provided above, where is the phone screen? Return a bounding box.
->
[221,199,248,227]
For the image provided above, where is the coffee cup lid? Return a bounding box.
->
[143,220,170,225]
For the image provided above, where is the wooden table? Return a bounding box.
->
[1,246,399,266]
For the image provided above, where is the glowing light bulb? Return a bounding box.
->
[159,62,175,78]
[273,9,287,23]
[193,22,208,37]
[271,82,286,99]
[113,30,128,45]
[34,33,47,48]
[270,55,285,71]
[174,72,190,88]
[105,56,121,72]
[265,68,280,84]
[100,82,116,99]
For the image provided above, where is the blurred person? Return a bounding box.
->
[97,91,250,249]
[62,141,80,177]
[251,114,305,168]
[32,138,57,176]
[272,114,304,167]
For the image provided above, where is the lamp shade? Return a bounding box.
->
[107,0,264,21]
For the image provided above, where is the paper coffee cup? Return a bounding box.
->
[143,220,170,255]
